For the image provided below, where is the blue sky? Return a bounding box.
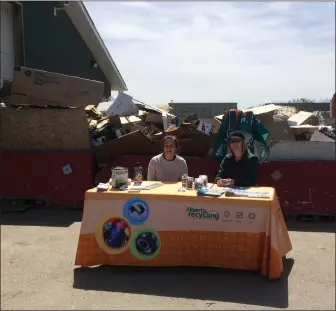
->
[85,1,335,108]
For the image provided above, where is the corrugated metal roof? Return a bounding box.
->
[65,2,127,91]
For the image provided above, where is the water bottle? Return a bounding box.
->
[134,162,143,184]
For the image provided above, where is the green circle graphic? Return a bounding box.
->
[130,228,161,260]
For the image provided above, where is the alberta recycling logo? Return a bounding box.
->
[186,207,219,220]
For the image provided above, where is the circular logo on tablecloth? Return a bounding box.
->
[123,198,150,226]
[95,216,132,255]
[129,228,161,260]
[248,212,256,220]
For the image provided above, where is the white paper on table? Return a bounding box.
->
[129,182,163,190]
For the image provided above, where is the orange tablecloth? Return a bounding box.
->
[75,183,292,279]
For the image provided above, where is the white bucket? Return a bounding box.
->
[111,167,128,189]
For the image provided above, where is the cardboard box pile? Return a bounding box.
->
[1,67,334,165]
[0,67,222,167]
[91,99,335,165]
[0,66,104,151]
[91,100,221,166]
[231,104,335,161]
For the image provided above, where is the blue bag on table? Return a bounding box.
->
[213,109,270,164]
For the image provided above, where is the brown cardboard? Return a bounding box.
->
[165,124,208,139]
[8,94,32,106]
[11,67,104,109]
[120,116,144,131]
[152,133,216,157]
[179,135,216,156]
[94,128,216,164]
[145,112,163,124]
[95,115,123,132]
[148,123,162,133]
[129,123,146,134]
[93,130,159,159]
[151,124,209,141]
[85,105,102,119]
[0,108,90,151]
[210,118,221,134]
[287,111,319,126]
[291,125,319,137]
[108,115,122,129]
[256,112,274,125]
[264,120,295,141]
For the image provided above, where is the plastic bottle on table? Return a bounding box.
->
[134,162,143,185]
[181,174,188,189]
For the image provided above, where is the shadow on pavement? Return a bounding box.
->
[286,218,336,233]
[73,258,294,308]
[0,209,82,227]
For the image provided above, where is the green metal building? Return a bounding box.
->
[0,1,127,99]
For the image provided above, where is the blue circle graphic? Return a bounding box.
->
[123,198,150,225]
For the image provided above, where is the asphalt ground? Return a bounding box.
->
[1,209,335,310]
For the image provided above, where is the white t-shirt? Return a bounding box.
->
[147,153,188,182]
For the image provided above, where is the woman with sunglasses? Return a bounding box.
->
[215,131,259,188]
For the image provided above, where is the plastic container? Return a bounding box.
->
[199,175,208,187]
[181,174,188,188]
[186,177,194,189]
[111,167,128,189]
[194,178,204,189]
